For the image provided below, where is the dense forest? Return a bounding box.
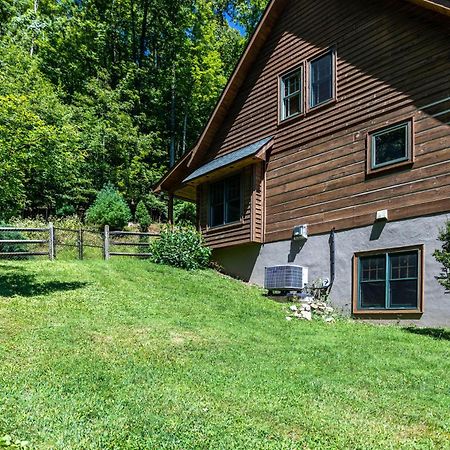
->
[0,0,268,222]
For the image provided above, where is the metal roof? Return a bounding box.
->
[183,136,273,183]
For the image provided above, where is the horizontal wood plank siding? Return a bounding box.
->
[194,0,449,244]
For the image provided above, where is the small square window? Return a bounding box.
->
[354,247,423,315]
[309,51,335,108]
[280,68,303,121]
[369,121,413,171]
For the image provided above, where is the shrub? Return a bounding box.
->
[174,200,196,226]
[85,184,131,230]
[0,222,28,257]
[135,200,151,231]
[434,220,450,293]
[150,226,211,270]
[146,192,167,223]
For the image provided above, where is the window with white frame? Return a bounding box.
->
[280,68,303,120]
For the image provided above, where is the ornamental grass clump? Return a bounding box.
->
[150,226,211,270]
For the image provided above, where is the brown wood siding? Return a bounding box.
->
[252,163,265,243]
[198,166,264,249]
[195,0,450,243]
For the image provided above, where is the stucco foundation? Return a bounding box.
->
[213,213,450,327]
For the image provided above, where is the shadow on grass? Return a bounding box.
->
[0,271,89,297]
[404,327,450,341]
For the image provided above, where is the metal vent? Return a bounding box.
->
[264,265,308,292]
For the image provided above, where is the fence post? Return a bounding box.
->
[104,225,110,260]
[78,228,84,260]
[48,222,55,261]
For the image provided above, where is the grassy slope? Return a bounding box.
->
[0,260,449,449]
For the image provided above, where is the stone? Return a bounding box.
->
[311,303,319,310]
[286,316,293,321]
[289,305,298,312]
[302,304,311,312]
[324,317,335,323]
[301,311,312,321]
[325,306,334,314]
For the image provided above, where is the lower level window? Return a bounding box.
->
[209,175,241,227]
[355,247,423,312]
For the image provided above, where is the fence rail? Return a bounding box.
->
[0,224,54,260]
[0,224,159,261]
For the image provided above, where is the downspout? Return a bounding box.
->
[328,228,336,291]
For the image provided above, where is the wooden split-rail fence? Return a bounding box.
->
[0,224,159,261]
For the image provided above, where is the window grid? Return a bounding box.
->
[358,251,419,310]
[281,68,303,120]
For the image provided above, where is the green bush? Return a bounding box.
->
[135,200,151,231]
[150,226,211,270]
[174,200,196,226]
[0,222,28,257]
[434,220,450,293]
[85,184,131,230]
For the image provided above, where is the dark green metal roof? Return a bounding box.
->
[183,136,272,183]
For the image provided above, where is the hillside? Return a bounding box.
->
[0,259,449,449]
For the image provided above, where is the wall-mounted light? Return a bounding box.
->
[293,224,308,242]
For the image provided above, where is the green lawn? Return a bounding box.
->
[0,260,449,449]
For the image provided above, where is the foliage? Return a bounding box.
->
[0,222,28,257]
[174,200,196,226]
[0,259,449,448]
[85,185,131,230]
[0,435,29,449]
[0,0,268,220]
[135,200,151,231]
[150,226,211,270]
[433,220,450,292]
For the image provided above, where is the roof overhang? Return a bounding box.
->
[173,137,273,201]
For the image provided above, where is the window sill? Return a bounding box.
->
[206,220,244,233]
[353,310,423,320]
[278,112,305,127]
[366,159,414,177]
[306,97,337,114]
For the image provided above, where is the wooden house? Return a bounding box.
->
[155,0,450,326]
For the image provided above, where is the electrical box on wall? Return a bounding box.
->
[293,225,308,242]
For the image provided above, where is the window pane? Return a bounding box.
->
[282,71,302,119]
[287,95,301,117]
[390,252,418,280]
[373,125,408,167]
[390,280,418,308]
[310,53,333,107]
[226,176,241,223]
[360,255,386,281]
[360,281,386,309]
[210,181,224,227]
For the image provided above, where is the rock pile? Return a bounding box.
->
[285,297,335,322]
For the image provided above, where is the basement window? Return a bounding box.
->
[354,246,423,315]
[281,67,303,121]
[369,121,413,172]
[209,175,241,227]
[309,50,335,108]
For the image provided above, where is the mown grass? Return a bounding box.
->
[0,259,449,449]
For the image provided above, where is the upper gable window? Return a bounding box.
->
[281,68,303,121]
[309,51,335,108]
[369,120,413,171]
